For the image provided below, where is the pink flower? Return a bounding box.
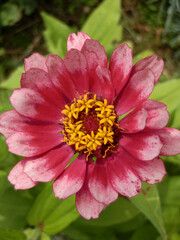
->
[1,32,180,220]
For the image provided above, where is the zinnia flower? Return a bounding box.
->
[1,32,180,219]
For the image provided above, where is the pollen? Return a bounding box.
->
[61,93,120,159]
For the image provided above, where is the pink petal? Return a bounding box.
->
[25,53,48,72]
[0,110,62,139]
[132,54,164,83]
[131,157,166,184]
[81,40,109,101]
[76,179,105,220]
[142,100,169,130]
[53,155,86,199]
[23,144,74,182]
[119,108,148,133]
[109,43,133,96]
[67,32,91,51]
[46,55,77,101]
[157,127,180,155]
[88,160,118,205]
[115,69,154,115]
[64,49,89,95]
[90,66,114,104]
[6,131,62,157]
[120,133,163,161]
[8,160,38,190]
[10,88,63,122]
[21,68,66,109]
[107,148,141,198]
[81,39,108,71]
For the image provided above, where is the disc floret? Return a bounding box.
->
[61,93,120,159]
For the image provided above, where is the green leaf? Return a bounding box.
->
[0,106,13,115]
[27,182,79,235]
[0,228,26,240]
[40,232,51,240]
[77,196,139,227]
[158,176,180,207]
[0,187,33,229]
[0,150,21,170]
[170,233,180,240]
[130,183,167,240]
[43,31,64,57]
[43,195,79,235]
[51,236,64,240]
[163,206,180,235]
[170,106,180,129]
[81,0,122,52]
[158,176,180,234]
[162,154,180,166]
[27,183,62,226]
[105,25,123,58]
[23,228,42,240]
[41,12,72,57]
[114,213,146,233]
[66,153,79,168]
[63,222,117,240]
[150,79,180,113]
[130,224,159,240]
[0,171,8,195]
[0,3,22,27]
[0,88,13,111]
[0,136,8,163]
[62,225,92,240]
[0,66,24,89]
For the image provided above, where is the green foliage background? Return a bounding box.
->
[0,0,180,239]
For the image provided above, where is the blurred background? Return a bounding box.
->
[0,0,180,81]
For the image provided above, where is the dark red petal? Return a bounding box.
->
[119,108,148,133]
[46,55,77,100]
[53,155,87,199]
[67,32,91,51]
[88,161,118,205]
[6,131,63,157]
[131,157,166,184]
[64,49,89,95]
[157,127,180,155]
[109,43,133,96]
[10,88,63,122]
[142,100,169,130]
[120,133,163,161]
[90,66,114,104]
[25,53,47,72]
[81,39,108,70]
[8,159,38,189]
[107,149,141,198]
[21,68,66,109]
[115,69,154,115]
[76,177,105,220]
[132,54,164,83]
[0,110,62,139]
[23,144,74,182]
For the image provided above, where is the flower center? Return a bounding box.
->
[84,116,99,134]
[61,93,120,159]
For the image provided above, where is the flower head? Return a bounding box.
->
[61,93,118,159]
[1,32,180,219]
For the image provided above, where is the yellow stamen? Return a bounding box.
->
[61,93,119,159]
